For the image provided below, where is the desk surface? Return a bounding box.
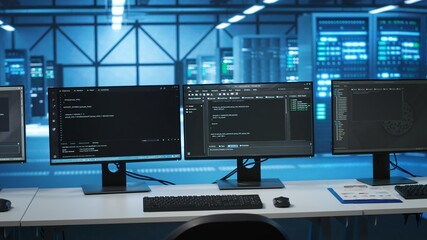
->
[357,177,427,216]
[21,179,365,227]
[0,188,38,227]
[18,178,427,227]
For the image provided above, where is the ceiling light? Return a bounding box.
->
[215,22,231,29]
[263,0,279,3]
[404,0,422,4]
[112,0,125,6]
[112,23,122,30]
[0,20,3,25]
[1,25,15,31]
[243,5,265,15]
[369,5,398,14]
[112,16,123,24]
[228,15,246,23]
[112,6,124,15]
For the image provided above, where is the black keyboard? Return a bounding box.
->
[395,184,427,199]
[143,194,263,212]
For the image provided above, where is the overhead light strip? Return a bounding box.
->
[1,25,15,31]
[111,0,125,30]
[112,16,123,24]
[228,15,246,23]
[112,6,124,15]
[369,5,398,14]
[215,22,231,29]
[112,0,125,5]
[263,0,280,3]
[216,1,280,30]
[0,19,15,31]
[243,5,266,15]
[404,0,422,4]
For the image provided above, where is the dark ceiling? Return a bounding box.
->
[0,0,19,7]
[0,0,426,16]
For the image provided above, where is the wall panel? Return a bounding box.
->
[99,66,137,86]
[63,67,96,87]
[139,66,175,85]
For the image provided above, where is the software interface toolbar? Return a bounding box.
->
[184,83,314,159]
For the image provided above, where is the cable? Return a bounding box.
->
[218,159,249,181]
[126,171,176,185]
[389,153,418,178]
[215,158,269,183]
[112,163,176,185]
[390,153,398,171]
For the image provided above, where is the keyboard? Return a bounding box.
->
[143,194,263,212]
[395,184,427,199]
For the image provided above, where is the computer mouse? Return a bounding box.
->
[273,196,290,208]
[0,198,11,212]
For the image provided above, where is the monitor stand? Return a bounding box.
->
[356,153,417,186]
[82,162,151,195]
[216,157,284,190]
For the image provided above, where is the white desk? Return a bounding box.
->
[20,178,427,227]
[0,188,38,227]
[355,177,427,216]
[21,179,364,227]
[18,179,427,240]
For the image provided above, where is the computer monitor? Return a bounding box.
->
[48,85,181,195]
[332,79,427,186]
[183,82,314,190]
[0,86,26,164]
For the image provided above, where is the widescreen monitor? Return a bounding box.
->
[48,85,181,195]
[0,86,26,164]
[332,79,427,186]
[183,82,314,190]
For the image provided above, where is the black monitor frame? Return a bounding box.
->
[331,79,427,186]
[48,85,182,195]
[183,82,315,190]
[0,85,26,164]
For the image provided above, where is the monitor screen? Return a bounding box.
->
[48,85,181,194]
[0,86,26,163]
[332,79,427,185]
[183,82,314,190]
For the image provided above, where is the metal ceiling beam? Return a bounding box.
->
[1,5,426,16]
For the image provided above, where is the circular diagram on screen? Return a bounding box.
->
[383,103,413,136]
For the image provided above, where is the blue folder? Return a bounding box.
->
[328,188,402,204]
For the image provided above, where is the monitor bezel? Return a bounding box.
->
[48,84,182,166]
[182,81,315,161]
[331,79,427,156]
